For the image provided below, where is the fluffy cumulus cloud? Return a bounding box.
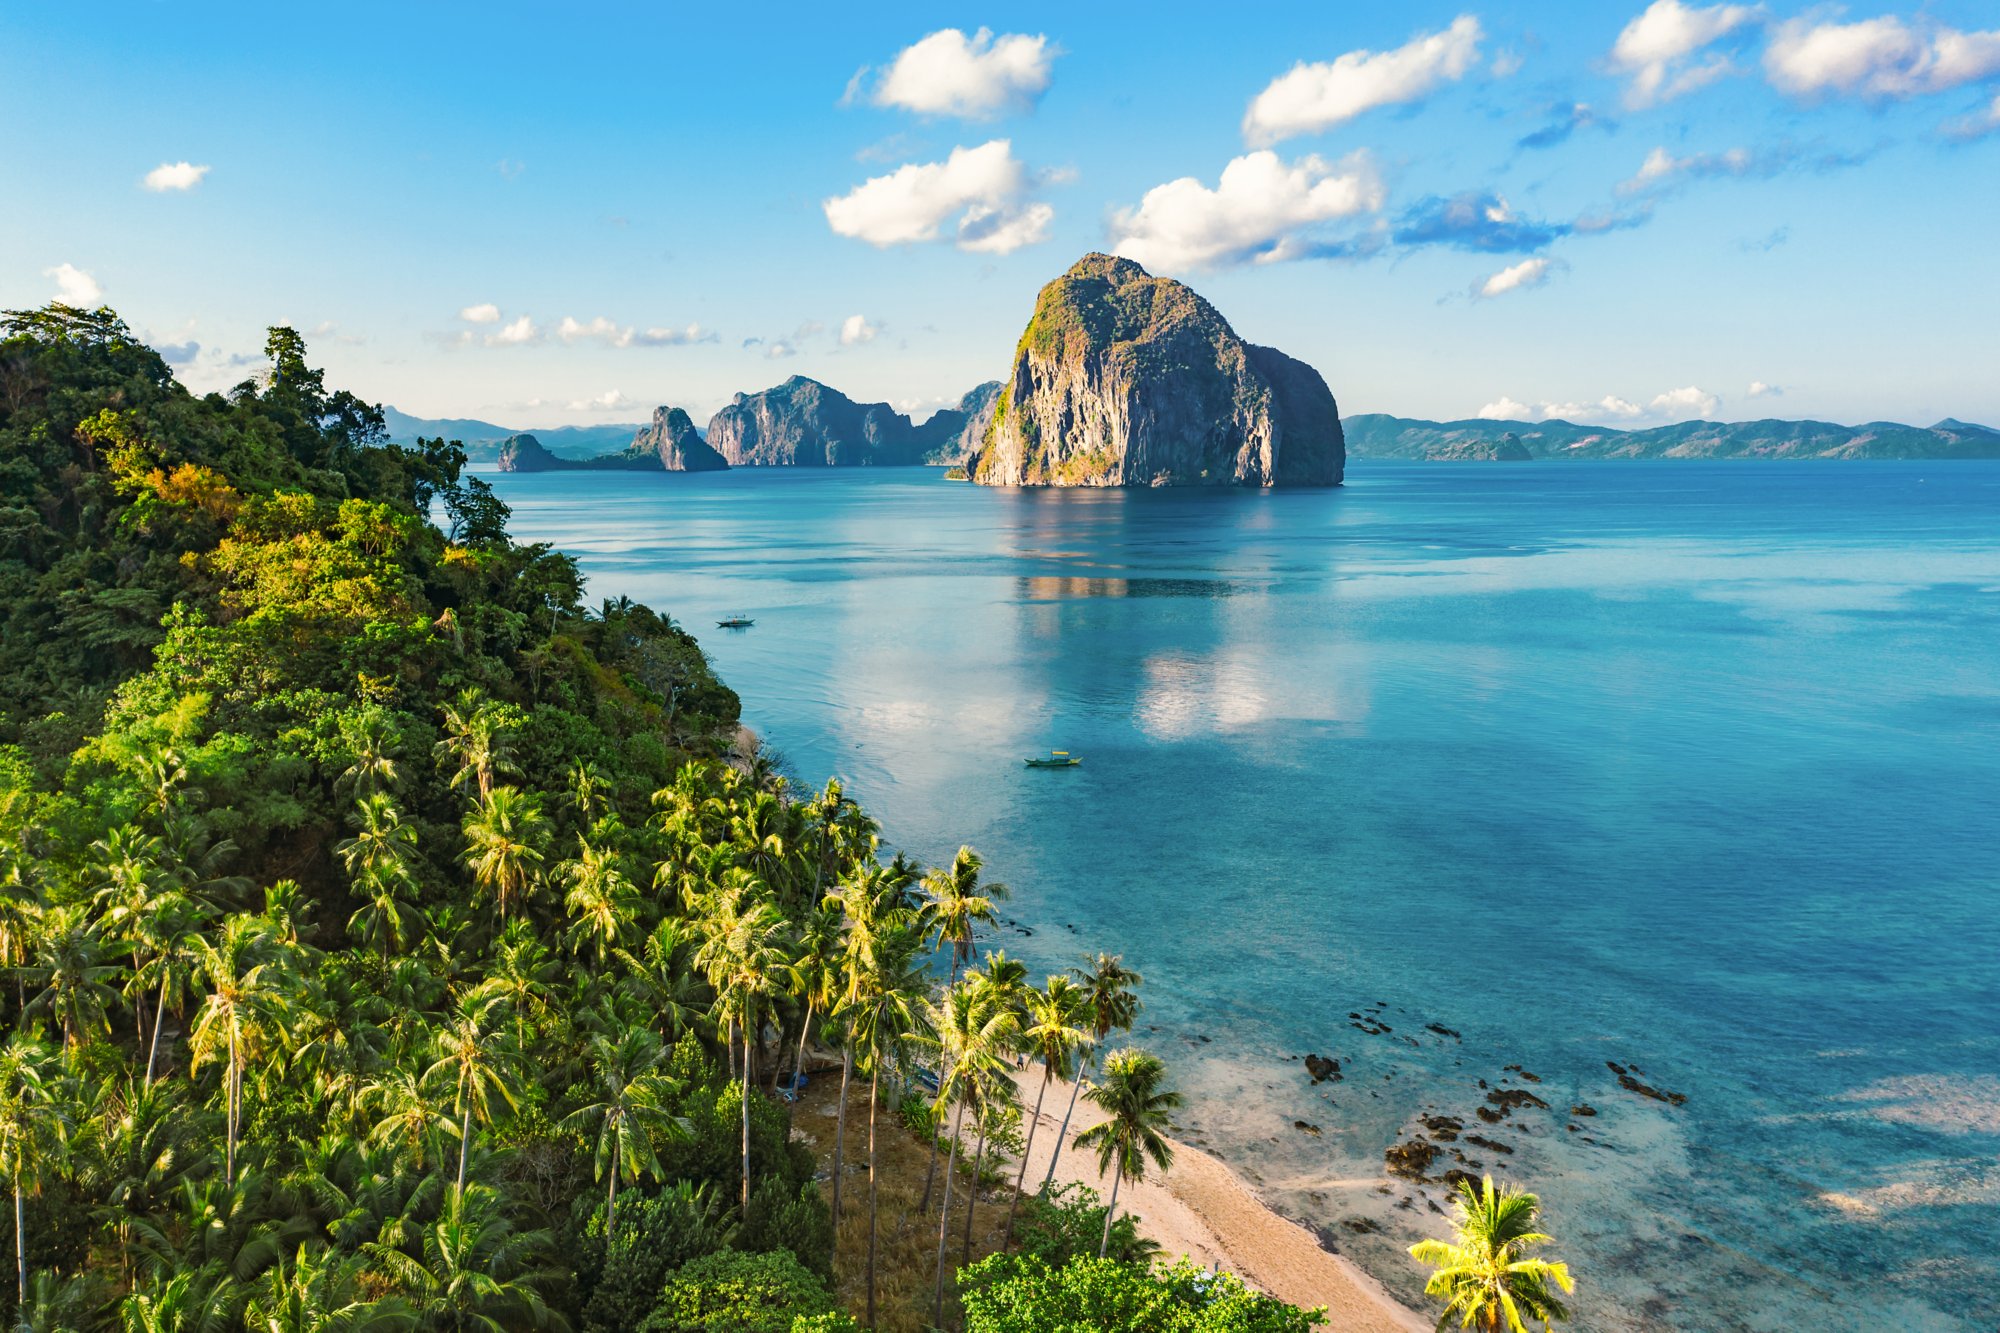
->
[839,314,878,346]
[459,302,501,324]
[1394,191,1567,253]
[1478,384,1718,423]
[486,315,539,347]
[46,263,102,305]
[869,28,1056,119]
[1109,150,1383,272]
[1609,0,1759,107]
[1748,379,1782,397]
[1474,256,1559,299]
[823,139,1053,254]
[142,160,211,192]
[1765,16,2000,99]
[1243,16,1481,147]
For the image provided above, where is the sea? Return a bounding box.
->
[487,460,2000,1332]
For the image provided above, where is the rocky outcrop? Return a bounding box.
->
[705,376,935,467]
[970,254,1344,488]
[628,407,728,471]
[920,382,1004,464]
[495,434,568,472]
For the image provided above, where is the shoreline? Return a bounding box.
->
[1006,1066,1429,1333]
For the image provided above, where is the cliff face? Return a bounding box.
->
[495,434,570,472]
[920,381,1004,464]
[629,406,728,471]
[971,254,1344,488]
[705,376,932,466]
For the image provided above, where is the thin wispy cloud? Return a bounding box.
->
[1517,102,1610,151]
[1109,150,1384,271]
[1395,191,1568,253]
[1243,16,1483,147]
[1473,256,1561,299]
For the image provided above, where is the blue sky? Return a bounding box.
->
[5,1,1998,428]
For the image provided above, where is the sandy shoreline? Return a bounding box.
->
[1005,1066,1429,1332]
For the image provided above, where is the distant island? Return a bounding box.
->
[970,253,1344,488]
[1345,414,2000,461]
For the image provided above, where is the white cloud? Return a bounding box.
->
[1619,142,1784,192]
[872,28,1055,119]
[46,263,102,305]
[1609,1,1759,108]
[142,161,211,192]
[635,323,715,346]
[1474,256,1558,299]
[1243,16,1482,147]
[839,314,878,346]
[823,139,1052,253]
[1766,16,2000,99]
[1747,379,1781,397]
[486,315,539,347]
[459,302,501,324]
[569,390,634,412]
[552,316,716,347]
[764,342,797,360]
[1109,150,1384,272]
[1650,384,1719,417]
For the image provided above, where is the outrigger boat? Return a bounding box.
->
[1024,750,1080,768]
[715,615,755,628]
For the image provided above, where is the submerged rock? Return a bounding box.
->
[971,253,1344,488]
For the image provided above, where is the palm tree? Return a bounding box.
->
[782,900,843,1111]
[434,688,520,803]
[364,1066,454,1169]
[245,1244,414,1332]
[0,1034,65,1311]
[474,921,560,1052]
[23,904,123,1048]
[1045,952,1143,1189]
[692,884,788,1212]
[0,864,43,1012]
[335,794,416,884]
[560,1028,685,1238]
[187,915,290,1184]
[424,992,518,1195]
[1074,1048,1181,1258]
[1006,974,1090,1246]
[846,942,929,1329]
[1409,1175,1576,1332]
[131,891,206,1085]
[337,705,404,799]
[613,918,708,1045]
[118,1267,238,1333]
[347,862,420,963]
[560,837,637,965]
[924,979,1018,1328]
[959,953,1029,1263]
[364,1182,561,1331]
[923,846,1008,981]
[459,787,550,924]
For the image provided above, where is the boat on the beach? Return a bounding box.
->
[1024,751,1080,768]
[715,616,755,628]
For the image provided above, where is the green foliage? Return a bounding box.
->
[579,1181,741,1333]
[637,1249,841,1333]
[957,1254,1323,1333]
[1011,1183,1157,1269]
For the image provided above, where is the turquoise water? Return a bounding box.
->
[490,462,2000,1331]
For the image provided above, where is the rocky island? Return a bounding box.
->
[969,253,1345,488]
[707,375,976,467]
[497,406,727,473]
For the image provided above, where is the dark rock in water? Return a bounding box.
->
[1503,1064,1543,1083]
[1304,1054,1340,1084]
[1571,1104,1597,1118]
[1341,1216,1383,1235]
[1476,1106,1506,1124]
[1294,1120,1323,1137]
[1479,1088,1550,1123]
[1606,1061,1628,1076]
[1420,1114,1463,1142]
[971,253,1344,488]
[1427,1023,1462,1040]
[1385,1137,1437,1180]
[1438,1168,1482,1193]
[1617,1073,1688,1106]
[1465,1134,1514,1155]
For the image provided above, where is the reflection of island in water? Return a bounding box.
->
[1017,575,1248,600]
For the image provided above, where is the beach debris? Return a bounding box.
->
[1303,1053,1341,1084]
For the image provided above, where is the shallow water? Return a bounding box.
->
[491,461,2000,1331]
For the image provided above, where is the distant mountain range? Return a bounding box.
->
[1342,414,2000,461]
[380,406,644,460]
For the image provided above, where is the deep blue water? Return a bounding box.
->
[490,461,2000,1332]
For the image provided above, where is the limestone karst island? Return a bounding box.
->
[6,6,2000,1333]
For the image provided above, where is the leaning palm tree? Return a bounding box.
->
[0,1034,66,1311]
[560,1028,686,1239]
[1044,952,1142,1188]
[459,787,550,924]
[1006,974,1091,1246]
[1074,1048,1181,1258]
[691,884,788,1213]
[924,979,1018,1329]
[188,916,291,1184]
[423,992,519,1195]
[1409,1175,1576,1332]
[922,846,1008,981]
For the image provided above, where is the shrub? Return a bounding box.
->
[636,1249,840,1333]
[1011,1182,1157,1269]
[957,1254,1322,1333]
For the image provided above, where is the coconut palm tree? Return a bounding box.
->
[959,953,1029,1262]
[613,917,709,1046]
[459,787,550,924]
[0,862,44,1012]
[187,915,291,1185]
[922,846,1008,981]
[23,904,123,1048]
[1045,952,1143,1189]
[690,883,788,1212]
[846,941,929,1329]
[560,837,638,965]
[0,1034,65,1310]
[433,689,520,803]
[364,1066,454,1170]
[132,891,207,1085]
[423,991,518,1196]
[245,1243,415,1332]
[335,794,416,885]
[337,706,404,799]
[364,1182,561,1331]
[782,899,843,1111]
[1409,1175,1576,1332]
[1074,1048,1181,1258]
[474,921,561,1052]
[560,1028,685,1239]
[1006,974,1090,1246]
[924,978,1018,1328]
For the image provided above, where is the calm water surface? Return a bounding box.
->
[491,462,2000,1332]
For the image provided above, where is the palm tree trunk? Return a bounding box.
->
[866,1062,881,1330]
[456,1103,471,1194]
[607,1164,618,1241]
[786,999,813,1133]
[931,1099,965,1330]
[145,975,168,1086]
[1043,1068,1086,1190]
[962,1116,987,1264]
[830,1046,852,1234]
[226,1018,239,1185]
[740,1024,754,1214]
[14,1176,25,1312]
[1005,1065,1051,1248]
[1098,1170,1122,1258]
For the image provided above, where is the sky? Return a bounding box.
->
[4,1,1999,429]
